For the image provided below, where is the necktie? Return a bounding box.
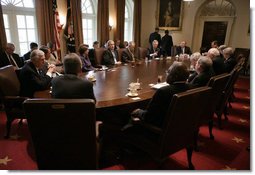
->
[8,54,18,68]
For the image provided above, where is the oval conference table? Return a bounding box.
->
[34,58,191,121]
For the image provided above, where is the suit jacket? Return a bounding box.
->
[224,56,237,73]
[149,32,161,47]
[88,49,96,67]
[23,51,31,61]
[135,82,190,128]
[146,47,164,59]
[0,51,24,68]
[51,74,96,101]
[161,34,173,56]
[19,61,52,98]
[80,55,94,72]
[188,69,215,88]
[102,49,119,66]
[176,46,192,55]
[212,56,226,75]
[121,48,136,63]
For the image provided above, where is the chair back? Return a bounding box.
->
[138,47,147,59]
[23,99,97,170]
[94,48,106,65]
[158,87,212,157]
[0,65,20,97]
[203,73,231,119]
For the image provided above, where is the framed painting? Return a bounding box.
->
[157,0,184,31]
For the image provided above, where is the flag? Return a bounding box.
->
[53,0,62,52]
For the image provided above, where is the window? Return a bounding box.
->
[81,0,97,48]
[124,0,134,42]
[1,0,37,56]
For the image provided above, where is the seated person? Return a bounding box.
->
[89,41,100,67]
[146,40,164,59]
[78,44,95,72]
[47,42,62,65]
[190,52,201,70]
[102,40,121,66]
[114,39,125,50]
[121,41,138,63]
[188,56,214,88]
[51,53,96,100]
[0,43,24,68]
[176,41,192,55]
[207,48,226,75]
[223,47,237,73]
[19,49,56,98]
[126,62,190,130]
[23,42,38,62]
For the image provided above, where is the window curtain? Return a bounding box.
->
[133,0,141,47]
[70,0,83,52]
[97,0,109,46]
[0,3,7,52]
[35,0,55,45]
[114,0,125,43]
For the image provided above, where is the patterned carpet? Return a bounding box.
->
[0,76,250,170]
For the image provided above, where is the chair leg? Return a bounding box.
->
[208,120,214,140]
[4,119,13,139]
[193,129,199,151]
[186,146,194,170]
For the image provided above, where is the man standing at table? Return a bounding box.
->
[51,53,96,101]
[102,40,121,66]
[19,49,56,98]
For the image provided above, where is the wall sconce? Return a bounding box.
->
[109,25,113,31]
[109,17,114,31]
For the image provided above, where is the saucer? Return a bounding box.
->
[127,92,138,97]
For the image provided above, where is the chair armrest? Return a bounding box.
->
[4,96,28,103]
[132,120,163,134]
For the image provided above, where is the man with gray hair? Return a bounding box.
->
[0,43,24,68]
[188,56,214,88]
[223,47,237,73]
[51,53,96,100]
[207,48,226,75]
[121,41,138,63]
[19,49,56,97]
[102,40,121,66]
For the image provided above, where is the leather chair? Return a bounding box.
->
[121,87,212,169]
[195,73,231,145]
[0,65,27,138]
[117,48,125,62]
[23,99,98,170]
[215,66,242,129]
[94,48,106,66]
[138,47,147,59]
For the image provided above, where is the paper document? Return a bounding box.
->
[151,82,169,89]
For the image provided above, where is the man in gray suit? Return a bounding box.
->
[51,53,96,101]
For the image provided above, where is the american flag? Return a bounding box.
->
[53,0,62,51]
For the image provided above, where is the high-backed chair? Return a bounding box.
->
[94,48,106,66]
[0,65,27,138]
[117,48,125,62]
[215,66,242,129]
[121,87,212,169]
[138,47,147,59]
[197,73,231,141]
[23,99,98,170]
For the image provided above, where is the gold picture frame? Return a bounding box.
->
[157,0,184,31]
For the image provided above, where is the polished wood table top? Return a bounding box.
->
[34,58,191,108]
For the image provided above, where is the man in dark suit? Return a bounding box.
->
[127,62,190,129]
[146,40,165,59]
[207,48,226,75]
[161,30,173,56]
[188,56,214,88]
[176,41,192,55]
[149,27,161,48]
[19,49,56,98]
[88,41,100,67]
[51,53,96,100]
[0,43,24,68]
[121,41,138,63]
[23,42,38,61]
[223,47,237,73]
[102,40,121,66]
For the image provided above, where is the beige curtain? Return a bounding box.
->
[35,0,54,45]
[97,0,109,46]
[70,0,83,52]
[114,0,125,43]
[0,4,7,52]
[133,0,141,47]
